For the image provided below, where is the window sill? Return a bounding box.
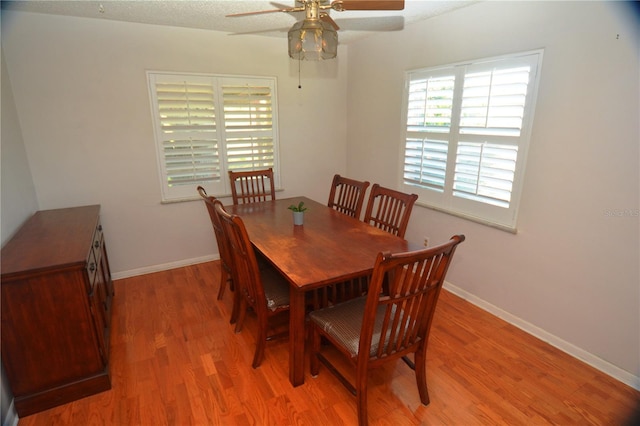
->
[416,201,518,234]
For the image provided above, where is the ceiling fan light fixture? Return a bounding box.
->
[288,19,338,61]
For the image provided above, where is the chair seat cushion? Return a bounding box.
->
[309,296,399,357]
[261,267,290,311]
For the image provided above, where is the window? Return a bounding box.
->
[402,51,543,231]
[147,72,280,202]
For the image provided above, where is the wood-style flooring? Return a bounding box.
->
[18,261,640,425]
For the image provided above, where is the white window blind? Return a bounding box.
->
[222,82,275,171]
[404,70,456,193]
[148,72,279,202]
[402,51,543,231]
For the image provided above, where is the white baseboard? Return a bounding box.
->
[111,254,219,280]
[443,281,640,391]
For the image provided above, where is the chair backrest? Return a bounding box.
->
[214,202,266,309]
[197,186,216,229]
[197,186,233,274]
[363,184,418,238]
[361,235,465,361]
[327,174,370,219]
[228,168,276,205]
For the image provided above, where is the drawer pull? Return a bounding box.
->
[94,241,100,249]
[89,263,96,272]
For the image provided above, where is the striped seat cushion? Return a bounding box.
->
[309,296,402,357]
[261,267,290,311]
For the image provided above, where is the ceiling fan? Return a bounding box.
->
[227,0,405,60]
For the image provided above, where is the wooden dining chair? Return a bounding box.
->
[327,174,370,219]
[214,202,290,368]
[228,168,276,205]
[197,186,234,301]
[309,235,465,426]
[325,175,371,305]
[363,184,418,238]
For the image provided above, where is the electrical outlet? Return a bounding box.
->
[423,236,430,247]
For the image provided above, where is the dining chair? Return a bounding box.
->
[363,184,418,238]
[228,168,276,205]
[309,235,465,426]
[325,175,371,305]
[214,202,290,368]
[327,174,370,219]
[197,186,234,301]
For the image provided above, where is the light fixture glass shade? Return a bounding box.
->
[288,19,338,61]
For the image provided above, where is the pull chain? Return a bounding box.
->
[298,56,302,89]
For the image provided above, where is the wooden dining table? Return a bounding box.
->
[228,196,411,387]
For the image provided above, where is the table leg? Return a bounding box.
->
[289,287,306,387]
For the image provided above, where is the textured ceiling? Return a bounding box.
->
[2,0,477,44]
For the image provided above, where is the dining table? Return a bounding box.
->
[228,196,412,387]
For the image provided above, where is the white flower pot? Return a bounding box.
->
[293,211,304,226]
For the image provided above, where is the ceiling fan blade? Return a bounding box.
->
[335,0,405,11]
[270,2,297,9]
[226,5,304,18]
[229,27,290,36]
[334,15,404,31]
[320,14,340,30]
[226,9,288,18]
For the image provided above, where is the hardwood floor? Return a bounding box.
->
[18,261,639,425]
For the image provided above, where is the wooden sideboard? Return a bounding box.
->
[1,205,114,417]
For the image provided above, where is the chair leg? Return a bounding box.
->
[310,324,321,377]
[414,348,430,406]
[355,373,369,426]
[234,299,247,333]
[217,271,227,300]
[402,355,416,370]
[252,317,268,368]
[230,285,242,325]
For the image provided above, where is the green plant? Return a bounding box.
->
[288,201,307,212]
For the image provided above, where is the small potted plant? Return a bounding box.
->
[288,201,307,226]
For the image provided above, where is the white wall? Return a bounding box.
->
[347,1,639,386]
[0,48,39,245]
[0,44,38,426]
[1,11,349,276]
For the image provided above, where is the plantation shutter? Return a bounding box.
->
[453,142,518,208]
[148,73,280,201]
[222,80,276,172]
[402,51,542,231]
[153,76,220,187]
[458,65,531,137]
[404,73,455,192]
[452,62,532,208]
